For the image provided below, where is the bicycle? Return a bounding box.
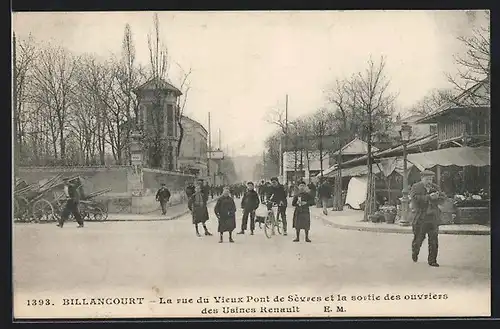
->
[263,201,283,238]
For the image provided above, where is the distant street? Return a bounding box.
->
[13,199,490,317]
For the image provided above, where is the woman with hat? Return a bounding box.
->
[291,181,314,242]
[214,186,236,243]
[188,184,213,237]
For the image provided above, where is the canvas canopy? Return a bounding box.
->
[326,158,414,178]
[407,146,490,171]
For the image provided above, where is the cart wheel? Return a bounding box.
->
[93,207,104,221]
[264,212,274,239]
[32,199,55,222]
[275,218,283,235]
[97,205,108,221]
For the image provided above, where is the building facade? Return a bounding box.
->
[133,78,182,171]
[283,150,330,183]
[178,116,209,177]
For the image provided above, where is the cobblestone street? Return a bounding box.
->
[13,201,490,317]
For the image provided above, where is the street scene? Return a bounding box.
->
[12,11,490,319]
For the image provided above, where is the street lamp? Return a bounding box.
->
[399,122,412,226]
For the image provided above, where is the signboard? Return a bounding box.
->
[131,153,143,164]
[207,150,224,160]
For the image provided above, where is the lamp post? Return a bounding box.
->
[399,122,412,226]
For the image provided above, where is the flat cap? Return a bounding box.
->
[270,177,279,182]
[421,170,435,177]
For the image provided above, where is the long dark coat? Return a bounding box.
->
[214,195,237,233]
[409,181,446,224]
[188,192,209,224]
[292,192,313,230]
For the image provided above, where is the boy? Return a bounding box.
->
[238,182,261,235]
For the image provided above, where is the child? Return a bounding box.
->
[188,185,212,237]
[214,186,236,243]
[238,181,261,235]
[291,181,313,242]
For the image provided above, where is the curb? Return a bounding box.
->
[14,199,219,224]
[96,198,220,222]
[315,215,490,236]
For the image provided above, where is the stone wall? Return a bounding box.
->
[18,166,130,194]
[17,166,196,214]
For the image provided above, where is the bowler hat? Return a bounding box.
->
[421,170,435,177]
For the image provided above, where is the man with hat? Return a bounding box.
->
[156,183,171,215]
[58,177,84,228]
[268,177,288,236]
[409,170,447,267]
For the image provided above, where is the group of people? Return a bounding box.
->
[56,167,446,267]
[185,177,315,243]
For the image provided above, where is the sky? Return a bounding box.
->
[12,10,488,157]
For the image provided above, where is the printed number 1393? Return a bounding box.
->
[27,299,53,306]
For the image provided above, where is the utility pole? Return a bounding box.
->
[281,94,288,183]
[218,129,221,150]
[207,112,211,181]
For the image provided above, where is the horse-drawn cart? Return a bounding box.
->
[14,175,111,223]
[14,174,67,222]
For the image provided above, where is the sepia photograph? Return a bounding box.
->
[12,10,490,319]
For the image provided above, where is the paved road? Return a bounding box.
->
[13,198,490,317]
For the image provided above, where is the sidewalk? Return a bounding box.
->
[311,207,490,236]
[105,198,218,222]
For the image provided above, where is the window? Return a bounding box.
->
[166,104,174,137]
[430,124,437,135]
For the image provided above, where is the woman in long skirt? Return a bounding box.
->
[188,185,212,237]
[292,181,313,242]
[214,186,236,243]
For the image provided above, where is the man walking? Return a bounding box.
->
[409,170,446,267]
[58,178,84,228]
[156,183,171,215]
[268,177,288,236]
[317,178,333,215]
[238,181,260,235]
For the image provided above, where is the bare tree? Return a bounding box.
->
[408,88,455,116]
[447,10,490,105]
[175,62,192,159]
[350,56,397,221]
[265,105,287,134]
[309,108,334,180]
[75,55,114,165]
[117,23,139,164]
[13,33,38,167]
[144,13,171,169]
[31,42,79,164]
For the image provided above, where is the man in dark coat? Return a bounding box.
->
[308,181,317,203]
[268,177,288,236]
[156,183,171,215]
[58,178,84,228]
[238,181,261,235]
[292,181,314,242]
[409,170,447,267]
[202,180,211,202]
[317,178,333,215]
